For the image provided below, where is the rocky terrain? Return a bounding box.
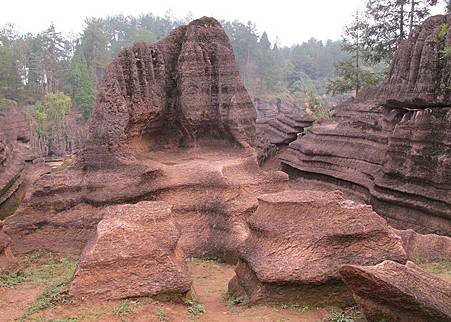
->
[281,14,451,235]
[0,101,31,219]
[0,15,450,322]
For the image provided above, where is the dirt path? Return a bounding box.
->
[0,257,330,322]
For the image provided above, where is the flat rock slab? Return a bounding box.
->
[339,260,451,322]
[70,201,191,300]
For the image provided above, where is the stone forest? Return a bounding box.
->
[0,6,450,322]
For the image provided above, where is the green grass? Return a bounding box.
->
[0,252,79,320]
[224,293,246,306]
[419,260,451,275]
[327,311,355,322]
[23,257,78,317]
[156,307,170,322]
[0,253,77,288]
[185,299,206,316]
[112,301,136,317]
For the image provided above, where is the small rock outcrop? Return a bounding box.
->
[0,221,20,274]
[281,14,451,235]
[81,17,256,169]
[228,190,406,303]
[339,260,451,322]
[394,229,451,262]
[70,201,191,300]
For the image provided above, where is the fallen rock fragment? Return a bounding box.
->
[339,260,451,322]
[228,190,407,303]
[70,201,191,300]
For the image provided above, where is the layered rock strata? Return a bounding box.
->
[70,201,191,300]
[4,17,288,262]
[81,17,256,169]
[281,14,451,235]
[255,96,315,146]
[339,260,451,322]
[228,190,407,303]
[0,101,30,219]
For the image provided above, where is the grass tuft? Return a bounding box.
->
[156,306,170,321]
[185,299,206,316]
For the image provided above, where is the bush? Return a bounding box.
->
[197,195,228,216]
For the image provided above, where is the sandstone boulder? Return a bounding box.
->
[70,201,191,300]
[339,260,451,322]
[228,190,407,303]
[0,221,20,274]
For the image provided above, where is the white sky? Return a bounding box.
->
[0,0,447,46]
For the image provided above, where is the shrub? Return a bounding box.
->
[197,195,228,216]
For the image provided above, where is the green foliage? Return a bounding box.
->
[112,302,135,317]
[305,89,332,120]
[81,18,109,81]
[442,46,451,59]
[0,96,4,114]
[0,252,76,289]
[66,46,96,120]
[419,260,451,275]
[437,23,449,41]
[156,307,170,322]
[327,60,384,95]
[277,303,314,312]
[0,252,78,319]
[225,293,246,306]
[185,299,206,316]
[327,311,355,322]
[32,92,71,155]
[0,271,26,287]
[361,0,439,64]
[0,41,22,100]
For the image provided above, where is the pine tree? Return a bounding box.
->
[66,46,96,120]
[363,0,439,63]
[40,24,70,93]
[327,10,384,95]
[0,41,22,100]
[81,18,109,85]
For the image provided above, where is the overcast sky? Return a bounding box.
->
[0,0,447,46]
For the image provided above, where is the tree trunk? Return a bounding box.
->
[409,0,415,34]
[398,0,406,42]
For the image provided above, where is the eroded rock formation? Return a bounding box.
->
[70,201,191,300]
[0,221,20,274]
[4,17,288,262]
[339,260,451,322]
[0,101,31,219]
[281,14,451,235]
[228,190,407,303]
[255,96,314,146]
[81,17,256,169]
